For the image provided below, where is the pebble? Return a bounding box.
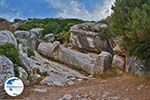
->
[58,94,73,100]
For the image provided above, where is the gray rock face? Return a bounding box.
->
[70,22,112,53]
[41,74,71,86]
[94,51,113,72]
[15,30,42,50]
[15,66,29,85]
[30,28,44,38]
[19,53,37,83]
[38,41,96,74]
[112,55,125,71]
[126,56,150,75]
[58,94,73,100]
[0,30,17,46]
[15,31,31,38]
[43,33,55,42]
[0,56,14,98]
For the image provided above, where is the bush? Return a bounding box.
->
[17,18,83,36]
[59,31,71,43]
[109,0,150,60]
[93,67,118,78]
[27,47,35,57]
[0,42,20,64]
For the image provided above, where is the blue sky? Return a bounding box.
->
[0,0,115,21]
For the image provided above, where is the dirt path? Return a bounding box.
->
[5,75,150,100]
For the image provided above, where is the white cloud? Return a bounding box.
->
[46,0,116,21]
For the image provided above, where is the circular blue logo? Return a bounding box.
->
[4,77,24,96]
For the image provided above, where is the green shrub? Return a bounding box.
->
[109,0,150,60]
[37,69,48,77]
[17,18,83,36]
[0,42,20,64]
[93,67,118,78]
[27,47,35,57]
[59,31,71,43]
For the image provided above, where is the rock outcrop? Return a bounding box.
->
[0,30,17,46]
[94,51,113,73]
[126,56,150,75]
[112,55,125,72]
[38,41,95,74]
[38,41,113,74]
[70,22,113,53]
[0,56,14,98]
[15,30,41,50]
[19,53,37,83]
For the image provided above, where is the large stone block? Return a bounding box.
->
[0,56,14,98]
[0,30,17,46]
[70,22,113,53]
[38,42,113,74]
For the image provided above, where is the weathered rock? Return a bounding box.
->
[43,33,55,42]
[58,94,73,100]
[126,56,150,75]
[29,55,88,80]
[70,22,113,53]
[0,30,17,46]
[38,41,95,74]
[27,37,41,50]
[112,55,125,71]
[41,74,71,86]
[0,56,14,98]
[30,28,44,38]
[113,44,125,56]
[19,53,37,83]
[94,51,113,72]
[15,66,29,85]
[15,30,31,38]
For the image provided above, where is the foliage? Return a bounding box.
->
[37,69,48,77]
[0,17,8,22]
[17,18,83,34]
[93,67,118,78]
[109,0,150,60]
[58,31,71,43]
[0,42,20,64]
[27,47,35,57]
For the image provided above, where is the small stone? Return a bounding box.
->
[58,94,73,100]
[137,85,144,90]
[67,81,74,85]
[124,97,130,100]
[33,88,47,93]
[77,79,83,81]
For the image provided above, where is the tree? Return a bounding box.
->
[109,0,150,60]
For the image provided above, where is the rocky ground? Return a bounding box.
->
[5,75,150,100]
[0,21,150,100]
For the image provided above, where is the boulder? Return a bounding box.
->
[112,55,125,71]
[38,42,113,74]
[70,22,113,53]
[30,28,44,38]
[40,74,71,86]
[0,30,17,46]
[126,56,150,75]
[15,30,31,38]
[15,66,29,85]
[43,33,55,42]
[29,56,88,80]
[94,51,113,72]
[0,56,14,98]
[38,41,95,74]
[19,53,37,83]
[113,44,125,56]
